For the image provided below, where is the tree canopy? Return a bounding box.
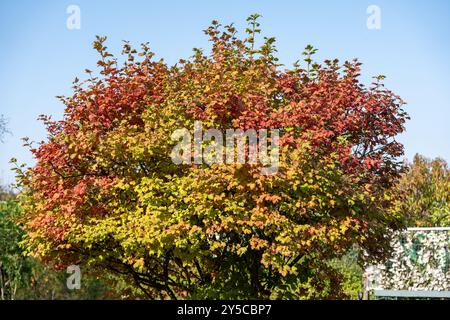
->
[397,154,450,227]
[17,16,409,299]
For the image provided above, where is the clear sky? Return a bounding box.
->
[0,0,449,185]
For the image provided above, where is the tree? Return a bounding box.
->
[0,199,29,299]
[397,154,450,227]
[17,16,408,299]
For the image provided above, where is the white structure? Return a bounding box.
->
[365,227,450,298]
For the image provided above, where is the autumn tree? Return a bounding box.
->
[17,16,409,299]
[397,154,450,227]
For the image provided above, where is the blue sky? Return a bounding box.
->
[0,0,449,185]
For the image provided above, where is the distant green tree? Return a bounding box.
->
[0,199,29,299]
[328,247,364,299]
[397,154,450,227]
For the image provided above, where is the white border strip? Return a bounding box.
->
[407,227,450,231]
[374,290,450,298]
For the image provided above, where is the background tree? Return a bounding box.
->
[0,198,28,299]
[397,154,450,227]
[17,16,408,299]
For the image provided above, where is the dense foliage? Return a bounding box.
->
[17,16,408,299]
[0,195,120,300]
[397,154,450,227]
[0,198,28,299]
